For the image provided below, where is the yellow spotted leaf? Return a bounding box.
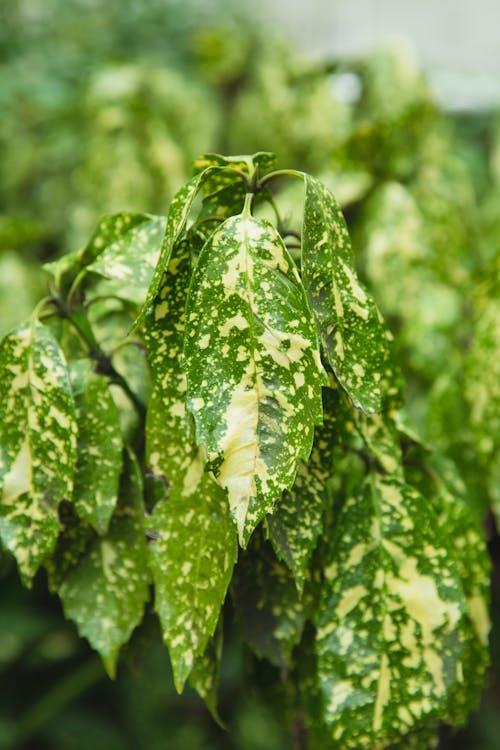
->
[144,241,237,693]
[314,474,469,750]
[53,450,150,677]
[302,174,403,414]
[0,320,77,583]
[184,211,326,545]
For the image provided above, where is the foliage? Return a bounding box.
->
[1,6,500,747]
[0,150,491,750]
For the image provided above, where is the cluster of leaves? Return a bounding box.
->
[0,152,491,749]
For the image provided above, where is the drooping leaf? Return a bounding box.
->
[143,244,237,692]
[314,474,469,750]
[267,389,338,591]
[302,173,402,413]
[188,624,225,727]
[0,320,77,583]
[54,450,150,677]
[232,532,307,668]
[70,360,123,534]
[144,238,195,488]
[184,211,326,544]
[86,213,166,305]
[147,465,236,693]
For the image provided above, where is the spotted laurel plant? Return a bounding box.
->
[0,153,490,748]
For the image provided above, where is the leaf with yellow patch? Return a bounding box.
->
[0,320,77,584]
[184,211,326,545]
[86,213,166,306]
[314,474,469,750]
[53,450,150,677]
[302,174,402,413]
[144,244,237,693]
[268,390,338,591]
[147,470,236,693]
[70,361,123,534]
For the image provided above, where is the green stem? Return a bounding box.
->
[9,657,104,748]
[243,192,254,217]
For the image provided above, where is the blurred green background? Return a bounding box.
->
[1,1,499,748]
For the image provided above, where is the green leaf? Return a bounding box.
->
[301,174,402,413]
[70,360,123,534]
[44,212,161,294]
[54,450,150,677]
[144,238,195,488]
[188,625,225,727]
[232,533,307,667]
[0,320,77,583]
[404,449,491,725]
[86,213,166,306]
[184,211,326,545]
[147,465,236,693]
[135,169,216,329]
[193,151,277,178]
[355,410,404,480]
[143,243,237,692]
[267,389,338,591]
[314,474,469,750]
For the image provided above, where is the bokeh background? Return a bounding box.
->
[1,1,499,748]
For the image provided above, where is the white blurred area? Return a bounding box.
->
[255,0,500,110]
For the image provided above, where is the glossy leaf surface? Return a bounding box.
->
[184,211,326,544]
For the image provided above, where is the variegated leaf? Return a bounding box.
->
[144,243,237,693]
[314,474,468,750]
[70,360,123,534]
[147,472,236,693]
[302,174,402,413]
[404,449,491,725]
[44,212,159,294]
[267,390,338,591]
[144,239,195,487]
[232,532,307,667]
[184,211,326,545]
[86,213,166,305]
[355,410,405,480]
[55,450,150,677]
[188,625,225,726]
[0,320,77,583]
[193,151,277,178]
[135,169,217,329]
